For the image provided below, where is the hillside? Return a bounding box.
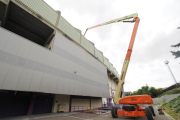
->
[160,95,180,120]
[158,87,180,98]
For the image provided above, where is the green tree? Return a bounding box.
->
[171,43,180,59]
[131,86,162,98]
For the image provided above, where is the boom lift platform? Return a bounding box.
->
[84,13,155,120]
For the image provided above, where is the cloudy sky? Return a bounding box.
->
[44,0,180,92]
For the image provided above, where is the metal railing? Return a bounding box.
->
[71,106,110,114]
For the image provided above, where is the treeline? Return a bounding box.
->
[130,86,163,98]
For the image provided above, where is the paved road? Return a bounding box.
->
[2,107,170,120]
[30,107,170,120]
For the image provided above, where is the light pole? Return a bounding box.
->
[164,60,178,87]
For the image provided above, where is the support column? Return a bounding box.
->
[45,11,61,49]
[1,0,10,27]
[69,95,72,112]
[90,99,91,108]
[27,93,36,115]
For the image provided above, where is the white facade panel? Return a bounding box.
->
[0,63,11,88]
[29,71,43,92]
[3,34,23,55]
[64,78,71,95]
[28,44,41,62]
[37,48,49,65]
[56,77,65,94]
[0,27,11,50]
[2,66,23,90]
[17,68,33,91]
[0,27,110,98]
[48,75,58,93]
[17,40,33,58]
[96,60,107,74]
[40,73,50,92]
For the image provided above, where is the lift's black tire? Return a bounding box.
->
[148,106,156,116]
[111,107,118,118]
[145,107,154,120]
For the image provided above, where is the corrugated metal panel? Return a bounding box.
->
[80,35,87,49]
[95,48,103,63]
[80,35,95,55]
[103,57,110,68]
[58,16,80,44]
[17,0,58,26]
[109,63,114,73]
[87,40,95,55]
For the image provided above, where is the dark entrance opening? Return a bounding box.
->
[0,90,31,118]
[32,93,54,114]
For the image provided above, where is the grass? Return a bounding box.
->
[158,87,180,98]
[154,102,166,105]
[160,96,180,120]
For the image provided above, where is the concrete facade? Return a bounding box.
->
[52,94,70,112]
[0,0,118,118]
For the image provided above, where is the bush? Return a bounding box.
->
[169,104,172,108]
[173,105,178,108]
[175,108,180,113]
[162,102,167,106]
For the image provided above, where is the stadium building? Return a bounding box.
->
[0,0,119,118]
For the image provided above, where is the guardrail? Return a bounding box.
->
[71,106,110,114]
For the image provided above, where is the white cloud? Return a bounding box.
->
[44,0,180,92]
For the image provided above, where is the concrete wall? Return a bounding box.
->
[52,32,110,97]
[11,0,120,80]
[91,99,101,107]
[72,98,90,107]
[0,27,110,97]
[52,94,70,112]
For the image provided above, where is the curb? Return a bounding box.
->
[155,107,175,120]
[163,111,175,120]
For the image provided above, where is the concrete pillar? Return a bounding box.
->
[45,11,61,50]
[69,95,72,112]
[51,94,70,113]
[0,0,10,27]
[27,93,36,115]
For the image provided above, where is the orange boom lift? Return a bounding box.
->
[84,13,155,120]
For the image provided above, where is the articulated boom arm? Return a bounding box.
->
[83,13,140,104]
[113,17,140,104]
[84,13,138,36]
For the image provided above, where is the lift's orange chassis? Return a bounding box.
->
[117,95,153,117]
[117,105,146,117]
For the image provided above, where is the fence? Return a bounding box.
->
[162,83,180,93]
[71,106,111,114]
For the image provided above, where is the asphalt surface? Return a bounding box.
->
[1,107,170,120]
